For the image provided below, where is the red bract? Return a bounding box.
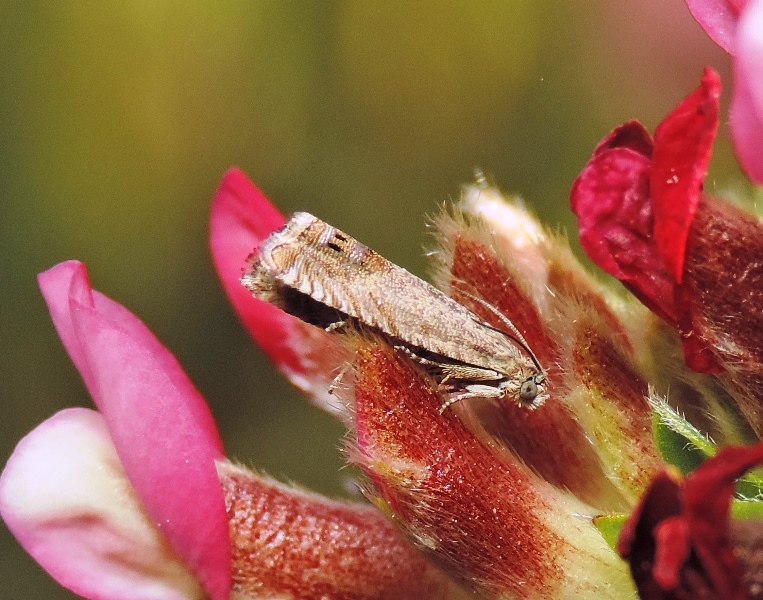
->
[618,444,763,600]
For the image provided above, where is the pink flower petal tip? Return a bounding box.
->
[209,168,346,413]
[731,0,763,185]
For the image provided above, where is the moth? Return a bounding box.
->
[241,212,547,412]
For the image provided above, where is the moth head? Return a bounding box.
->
[518,371,547,408]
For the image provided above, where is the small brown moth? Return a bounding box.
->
[241,212,547,412]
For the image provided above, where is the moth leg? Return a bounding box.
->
[396,346,502,381]
[394,345,443,368]
[438,384,504,414]
[438,364,503,382]
[325,319,349,333]
[328,362,352,395]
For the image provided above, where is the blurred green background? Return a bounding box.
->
[0,2,740,598]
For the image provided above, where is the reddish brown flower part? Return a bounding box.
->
[447,191,664,510]
[570,68,719,325]
[219,462,462,600]
[351,338,634,598]
[618,443,763,600]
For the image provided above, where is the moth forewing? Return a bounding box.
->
[242,212,546,408]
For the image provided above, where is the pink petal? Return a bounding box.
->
[209,168,344,414]
[209,169,286,346]
[0,408,204,600]
[651,67,721,283]
[731,0,763,185]
[684,0,747,53]
[38,262,230,600]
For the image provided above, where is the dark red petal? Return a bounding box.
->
[682,443,763,599]
[591,121,654,158]
[650,68,721,283]
[570,147,678,324]
[617,469,684,599]
[618,469,683,559]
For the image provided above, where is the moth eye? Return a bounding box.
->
[519,377,538,404]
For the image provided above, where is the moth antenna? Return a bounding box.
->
[455,288,545,375]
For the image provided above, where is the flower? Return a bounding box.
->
[3,61,762,600]
[1,260,231,600]
[0,259,463,599]
[570,67,763,433]
[684,0,763,184]
[571,66,763,598]
[570,67,723,373]
[618,443,763,599]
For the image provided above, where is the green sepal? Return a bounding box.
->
[731,498,763,519]
[593,513,628,551]
[736,471,763,501]
[650,396,716,474]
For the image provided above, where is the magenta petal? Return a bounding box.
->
[651,68,721,283]
[570,148,652,279]
[684,0,746,54]
[209,168,286,346]
[37,261,99,392]
[209,169,293,363]
[38,262,230,600]
[209,168,344,413]
[570,148,679,323]
[731,0,763,185]
[0,408,204,600]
